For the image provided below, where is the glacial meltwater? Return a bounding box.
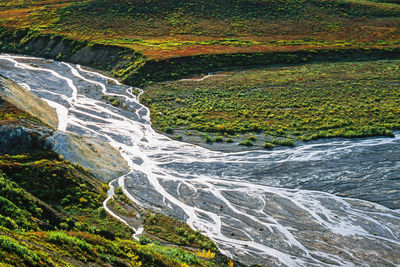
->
[1,54,399,266]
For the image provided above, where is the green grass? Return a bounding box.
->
[142,59,400,146]
[239,139,254,146]
[108,186,137,218]
[0,228,220,266]
[0,151,105,210]
[0,235,43,265]
[47,231,94,254]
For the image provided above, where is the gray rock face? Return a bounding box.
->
[0,75,56,154]
[0,73,129,182]
[47,132,130,182]
[0,75,58,129]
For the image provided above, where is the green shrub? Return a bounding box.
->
[0,215,18,230]
[239,139,254,146]
[248,135,257,141]
[263,143,274,149]
[146,213,157,225]
[174,135,183,140]
[0,173,42,218]
[47,232,93,254]
[165,126,174,134]
[0,197,31,229]
[176,227,186,236]
[0,236,40,264]
[111,99,121,106]
[97,207,108,218]
[139,235,152,245]
[271,139,295,147]
[214,136,224,142]
[59,222,69,230]
[204,134,213,143]
[148,245,200,265]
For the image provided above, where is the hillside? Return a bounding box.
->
[0,0,400,59]
[0,151,224,266]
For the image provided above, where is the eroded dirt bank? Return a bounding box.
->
[2,27,400,87]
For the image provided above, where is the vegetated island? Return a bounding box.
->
[142,59,400,150]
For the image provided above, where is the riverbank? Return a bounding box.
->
[1,27,400,87]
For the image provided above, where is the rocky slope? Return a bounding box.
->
[0,74,129,181]
[0,75,55,154]
[0,74,58,129]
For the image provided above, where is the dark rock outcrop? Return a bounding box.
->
[0,125,52,154]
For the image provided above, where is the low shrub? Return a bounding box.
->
[239,139,254,146]
[263,143,274,149]
[47,231,94,254]
[0,236,40,264]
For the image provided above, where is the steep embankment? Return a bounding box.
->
[0,74,58,129]
[0,73,129,181]
[0,74,56,154]
[1,27,400,87]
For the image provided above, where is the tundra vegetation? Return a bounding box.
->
[0,150,225,266]
[0,0,400,59]
[1,0,399,147]
[0,99,44,126]
[142,59,400,147]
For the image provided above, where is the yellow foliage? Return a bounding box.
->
[195,249,215,258]
[228,260,234,267]
[79,197,88,203]
[181,264,189,267]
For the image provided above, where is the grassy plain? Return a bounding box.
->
[142,59,400,147]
